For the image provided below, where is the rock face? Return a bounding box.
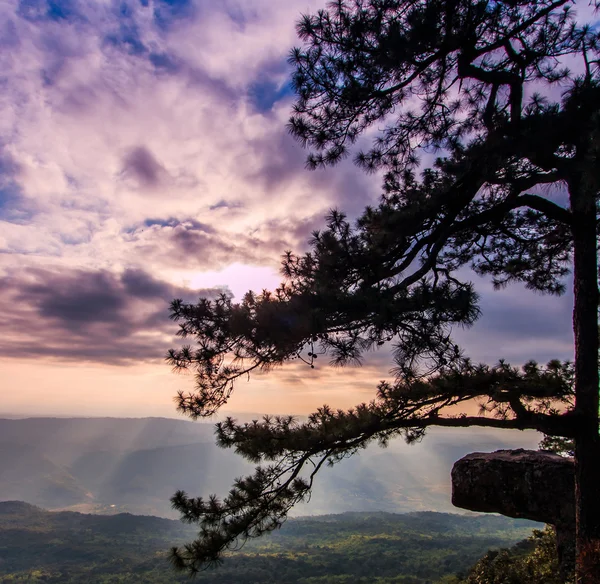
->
[451,449,575,523]
[452,449,575,578]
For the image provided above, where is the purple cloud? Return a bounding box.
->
[121,146,168,188]
[0,266,227,363]
[0,0,583,402]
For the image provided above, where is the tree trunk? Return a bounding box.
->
[569,171,600,583]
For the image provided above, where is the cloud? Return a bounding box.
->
[248,78,293,113]
[0,148,32,225]
[17,0,82,24]
[0,0,581,389]
[152,0,196,31]
[208,199,243,211]
[113,212,330,276]
[121,146,168,188]
[104,21,148,57]
[0,0,377,277]
[453,276,574,365]
[0,266,226,363]
[246,56,294,113]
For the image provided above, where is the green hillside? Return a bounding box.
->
[0,502,539,584]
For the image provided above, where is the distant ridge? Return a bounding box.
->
[0,413,283,423]
[0,417,541,518]
[0,500,43,514]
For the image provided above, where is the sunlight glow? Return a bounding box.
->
[179,263,283,300]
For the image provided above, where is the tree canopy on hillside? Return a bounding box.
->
[167,0,600,578]
[455,526,563,584]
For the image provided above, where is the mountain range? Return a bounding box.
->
[0,416,541,517]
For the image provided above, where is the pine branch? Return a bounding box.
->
[168,360,575,573]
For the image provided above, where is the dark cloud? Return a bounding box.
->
[132,219,251,269]
[21,271,128,329]
[243,126,380,224]
[453,277,574,365]
[209,200,243,211]
[121,146,167,188]
[143,217,215,233]
[148,51,180,73]
[0,146,21,178]
[132,213,323,271]
[122,268,174,299]
[57,84,99,114]
[252,213,325,255]
[480,296,572,339]
[0,182,23,222]
[294,275,576,380]
[171,227,237,256]
[0,19,19,50]
[0,186,35,228]
[36,35,76,86]
[0,267,227,363]
[224,7,249,28]
[0,148,34,226]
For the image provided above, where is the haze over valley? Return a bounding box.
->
[0,416,540,518]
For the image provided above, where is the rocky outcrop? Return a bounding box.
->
[451,449,574,523]
[451,449,575,579]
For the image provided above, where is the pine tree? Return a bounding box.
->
[167,1,600,579]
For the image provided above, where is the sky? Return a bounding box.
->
[0,0,582,419]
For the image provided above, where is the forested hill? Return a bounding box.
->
[0,417,540,517]
[0,501,539,583]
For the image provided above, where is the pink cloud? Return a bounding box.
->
[0,0,587,418]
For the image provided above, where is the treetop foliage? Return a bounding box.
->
[455,526,564,584]
[289,0,599,178]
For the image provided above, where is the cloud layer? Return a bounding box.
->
[0,0,379,364]
[0,265,224,363]
[0,0,579,416]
